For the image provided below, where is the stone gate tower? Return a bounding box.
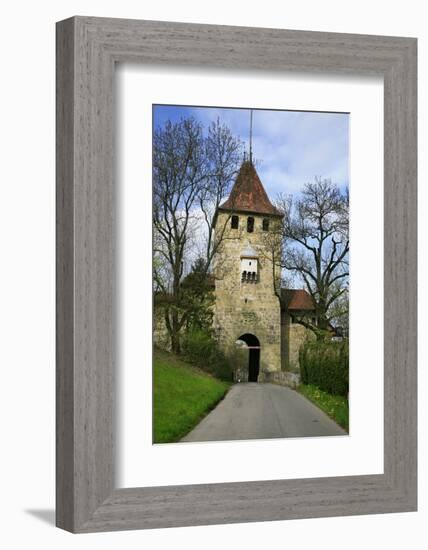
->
[212,160,283,382]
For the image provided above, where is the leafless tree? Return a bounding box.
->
[198,118,243,268]
[153,117,242,352]
[271,177,349,340]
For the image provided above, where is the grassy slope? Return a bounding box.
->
[153,349,231,443]
[298,384,349,432]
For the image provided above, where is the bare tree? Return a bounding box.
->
[198,118,243,269]
[271,177,349,340]
[153,118,207,352]
[327,283,349,336]
[153,117,242,352]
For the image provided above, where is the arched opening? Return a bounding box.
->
[247,216,254,233]
[262,218,270,231]
[236,333,260,382]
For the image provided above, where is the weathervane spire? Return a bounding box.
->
[249,109,253,164]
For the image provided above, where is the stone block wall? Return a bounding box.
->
[213,211,282,375]
[281,310,315,372]
[263,370,301,389]
[153,311,171,350]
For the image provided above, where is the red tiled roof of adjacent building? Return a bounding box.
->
[281,289,315,311]
[218,161,282,217]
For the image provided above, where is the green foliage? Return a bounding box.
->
[153,348,231,443]
[180,258,214,331]
[182,329,233,381]
[299,340,348,396]
[228,346,249,374]
[298,384,349,432]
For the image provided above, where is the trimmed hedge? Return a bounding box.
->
[299,340,348,397]
[182,329,233,381]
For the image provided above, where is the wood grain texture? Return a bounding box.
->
[56,18,75,532]
[56,16,417,533]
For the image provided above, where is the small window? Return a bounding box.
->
[231,215,239,229]
[247,216,254,233]
[262,218,269,231]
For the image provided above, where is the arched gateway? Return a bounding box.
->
[236,334,260,382]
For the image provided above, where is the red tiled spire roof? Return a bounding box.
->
[218,161,282,217]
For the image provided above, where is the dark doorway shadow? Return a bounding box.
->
[237,333,260,382]
[248,346,260,382]
[25,509,55,526]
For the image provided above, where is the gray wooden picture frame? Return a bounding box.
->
[56,16,417,533]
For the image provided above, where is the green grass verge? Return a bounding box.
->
[153,348,231,443]
[298,384,349,432]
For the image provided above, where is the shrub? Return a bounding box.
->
[299,340,348,396]
[182,329,233,381]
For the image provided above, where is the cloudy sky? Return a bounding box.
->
[153,104,349,198]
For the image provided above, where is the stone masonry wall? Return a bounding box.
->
[281,310,315,372]
[213,212,282,376]
[153,310,171,351]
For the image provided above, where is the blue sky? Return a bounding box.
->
[153,104,349,198]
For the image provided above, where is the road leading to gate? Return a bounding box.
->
[181,383,346,442]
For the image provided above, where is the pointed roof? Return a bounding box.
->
[240,244,258,258]
[218,161,282,217]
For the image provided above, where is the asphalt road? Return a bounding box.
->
[181,383,346,442]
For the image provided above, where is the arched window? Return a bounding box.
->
[262,218,269,231]
[247,216,254,233]
[231,215,239,229]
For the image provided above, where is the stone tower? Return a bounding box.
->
[212,160,283,382]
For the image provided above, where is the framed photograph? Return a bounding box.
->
[150,103,349,446]
[56,16,417,532]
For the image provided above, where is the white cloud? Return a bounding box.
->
[154,104,349,198]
